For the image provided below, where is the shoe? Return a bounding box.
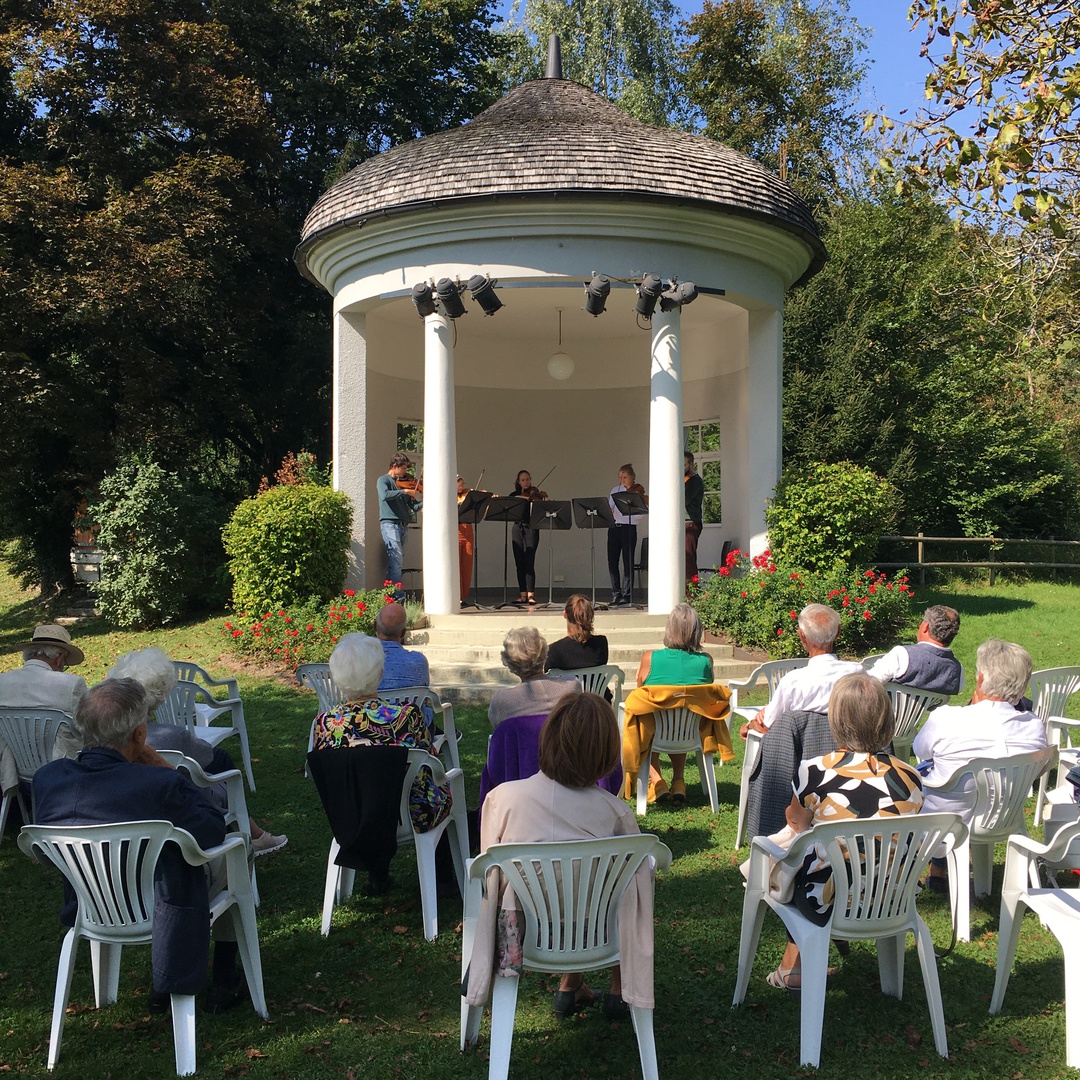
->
[552,984,594,1019]
[365,873,394,896]
[526,593,537,605]
[647,778,669,804]
[923,873,949,894]
[603,993,630,1021]
[206,970,248,1014]
[668,779,686,807]
[251,831,288,857]
[766,965,800,991]
[147,988,170,1014]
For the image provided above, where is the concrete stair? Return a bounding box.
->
[409,610,759,706]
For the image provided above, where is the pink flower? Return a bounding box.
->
[789,610,797,619]
[224,622,233,630]
[842,598,850,608]
[790,572,799,580]
[306,624,314,631]
[776,628,784,636]
[284,615,292,622]
[278,610,286,617]
[864,570,875,578]
[232,629,242,638]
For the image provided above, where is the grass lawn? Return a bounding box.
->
[0,569,1077,1077]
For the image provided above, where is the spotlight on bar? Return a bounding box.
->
[635,273,663,320]
[411,282,437,318]
[660,280,699,312]
[468,274,503,316]
[436,277,467,319]
[583,273,610,317]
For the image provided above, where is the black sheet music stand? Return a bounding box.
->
[612,491,649,608]
[457,489,492,610]
[484,496,530,609]
[572,497,616,609]
[530,500,573,609]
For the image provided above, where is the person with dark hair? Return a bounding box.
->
[547,595,609,671]
[766,673,924,990]
[868,605,963,695]
[33,678,249,1013]
[509,469,544,605]
[684,451,705,580]
[466,693,655,1021]
[607,464,643,607]
[377,452,422,601]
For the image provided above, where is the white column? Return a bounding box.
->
[648,309,684,613]
[333,310,367,588]
[421,314,459,615]
[747,308,782,557]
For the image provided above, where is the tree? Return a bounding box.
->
[872,1,1080,234]
[682,0,870,209]
[496,0,686,126]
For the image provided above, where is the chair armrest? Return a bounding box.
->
[172,829,248,866]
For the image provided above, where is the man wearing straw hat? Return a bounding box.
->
[0,623,88,718]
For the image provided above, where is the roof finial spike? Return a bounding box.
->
[545,33,563,80]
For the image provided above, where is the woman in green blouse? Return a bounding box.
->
[634,603,714,805]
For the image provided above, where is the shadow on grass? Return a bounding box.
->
[922,589,1037,618]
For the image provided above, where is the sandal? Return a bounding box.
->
[766,965,800,990]
[668,779,686,807]
[526,593,537,605]
[552,983,594,1019]
[647,778,669,804]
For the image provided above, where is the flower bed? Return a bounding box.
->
[688,549,916,659]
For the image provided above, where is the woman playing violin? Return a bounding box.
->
[510,469,546,605]
[457,476,474,609]
[608,464,644,608]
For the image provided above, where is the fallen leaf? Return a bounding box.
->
[1009,1036,1030,1054]
[245,1049,268,1060]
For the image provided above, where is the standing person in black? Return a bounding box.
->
[510,469,545,606]
[684,451,705,581]
[547,595,609,671]
[607,463,643,607]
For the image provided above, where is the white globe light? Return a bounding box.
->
[547,351,575,380]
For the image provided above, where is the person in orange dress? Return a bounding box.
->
[457,476,475,608]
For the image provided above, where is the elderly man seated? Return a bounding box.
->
[742,604,863,839]
[376,602,430,691]
[488,627,579,730]
[868,605,963,695]
[33,678,249,1012]
[914,638,1047,890]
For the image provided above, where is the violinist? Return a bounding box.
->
[608,464,644,607]
[457,476,474,609]
[377,452,421,601]
[510,469,546,606]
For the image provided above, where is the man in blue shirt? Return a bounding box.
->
[377,453,421,601]
[376,602,430,690]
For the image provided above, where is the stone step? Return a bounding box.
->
[417,642,734,665]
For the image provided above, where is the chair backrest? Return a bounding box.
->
[156,750,248,839]
[728,658,809,709]
[883,684,949,741]
[171,660,211,685]
[649,706,703,755]
[295,664,347,714]
[0,708,69,780]
[19,820,179,943]
[785,813,967,937]
[964,747,1058,842]
[471,836,671,971]
[1030,666,1080,723]
[396,748,453,841]
[153,680,205,730]
[382,684,439,717]
[860,654,886,670]
[549,665,624,704]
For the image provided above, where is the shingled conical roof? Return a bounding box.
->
[297,79,824,276]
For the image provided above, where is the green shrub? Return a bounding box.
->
[689,548,916,659]
[93,457,230,629]
[766,461,899,573]
[223,586,396,664]
[223,484,352,613]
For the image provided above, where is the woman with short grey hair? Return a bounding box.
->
[488,628,579,729]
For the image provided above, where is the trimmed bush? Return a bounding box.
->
[223,484,352,613]
[689,548,916,659]
[766,461,899,573]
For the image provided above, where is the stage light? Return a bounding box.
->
[635,273,663,319]
[660,280,699,312]
[411,282,437,318]
[583,273,610,317]
[436,277,467,319]
[468,274,503,316]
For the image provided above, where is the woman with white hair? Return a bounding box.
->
[310,634,451,895]
[108,647,287,856]
[634,603,714,806]
[487,627,579,730]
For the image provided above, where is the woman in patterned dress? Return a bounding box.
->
[769,672,924,990]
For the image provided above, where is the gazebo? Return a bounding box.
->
[295,70,824,616]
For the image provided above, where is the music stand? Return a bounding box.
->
[612,491,649,608]
[530,500,573,609]
[572,498,616,609]
[457,489,492,610]
[484,496,531,609]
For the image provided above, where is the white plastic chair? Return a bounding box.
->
[171,662,255,792]
[883,682,949,764]
[548,664,625,711]
[460,835,672,1080]
[19,820,267,1076]
[1030,666,1080,826]
[0,708,68,842]
[925,746,1058,942]
[381,685,461,771]
[156,750,260,906]
[991,820,1080,1069]
[732,812,967,1068]
[319,748,469,941]
[620,702,720,815]
[859,653,886,669]
[155,680,254,793]
[295,662,346,714]
[728,659,808,848]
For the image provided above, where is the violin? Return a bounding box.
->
[396,472,423,493]
[517,466,554,502]
[627,483,646,498]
